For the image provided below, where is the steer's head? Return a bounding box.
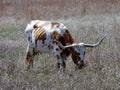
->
[69,43,85,69]
[56,41,86,69]
[56,34,106,69]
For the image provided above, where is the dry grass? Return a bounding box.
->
[0,0,120,90]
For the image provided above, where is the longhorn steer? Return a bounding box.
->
[25,20,106,70]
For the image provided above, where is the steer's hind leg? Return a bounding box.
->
[25,51,33,70]
[25,44,34,70]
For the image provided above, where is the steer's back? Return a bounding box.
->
[25,20,74,54]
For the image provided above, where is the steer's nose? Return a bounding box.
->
[78,61,85,69]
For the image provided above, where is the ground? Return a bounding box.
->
[0,0,120,90]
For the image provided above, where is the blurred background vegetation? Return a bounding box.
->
[0,0,120,90]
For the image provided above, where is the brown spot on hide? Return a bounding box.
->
[33,24,38,29]
[51,31,61,40]
[63,29,74,45]
[33,22,39,29]
[51,31,66,49]
[70,48,80,65]
[51,21,60,28]
[33,28,46,43]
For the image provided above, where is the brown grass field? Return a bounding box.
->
[0,0,120,90]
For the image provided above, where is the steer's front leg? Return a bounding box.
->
[56,55,66,72]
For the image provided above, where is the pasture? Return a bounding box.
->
[0,0,120,90]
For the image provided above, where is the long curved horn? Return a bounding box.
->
[55,34,106,49]
[55,40,75,49]
[83,34,107,47]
